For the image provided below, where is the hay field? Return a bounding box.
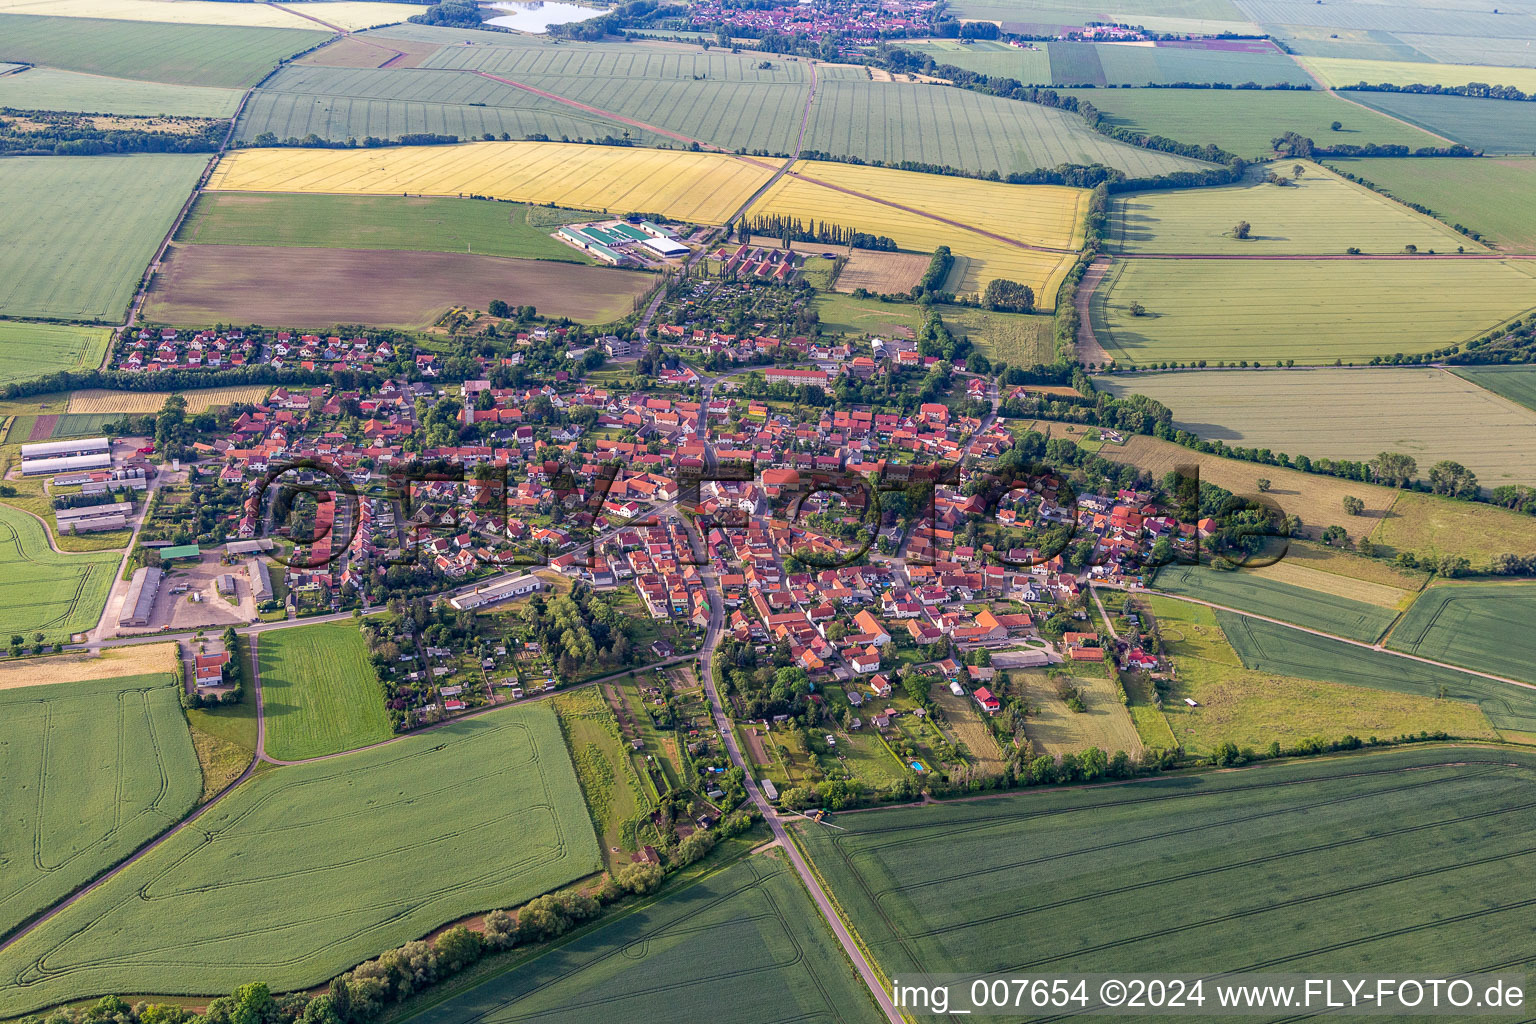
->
[794,747,1535,987]
[0,503,120,640]
[1100,433,1400,541]
[0,67,242,117]
[0,671,200,938]
[0,323,111,388]
[0,0,416,29]
[1386,582,1536,685]
[751,163,1087,306]
[67,385,269,415]
[1109,161,1482,255]
[1300,57,1536,92]
[1145,596,1496,752]
[1326,157,1536,253]
[1154,564,1398,641]
[0,154,207,321]
[0,704,601,1015]
[0,642,175,691]
[1368,489,1536,566]
[144,244,653,328]
[1095,367,1536,486]
[1091,258,1536,365]
[207,142,775,225]
[255,624,393,762]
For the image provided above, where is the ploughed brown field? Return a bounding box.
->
[143,244,654,327]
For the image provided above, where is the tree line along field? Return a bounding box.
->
[0,154,208,321]
[1218,610,1536,733]
[0,14,330,89]
[0,503,120,639]
[903,38,1311,87]
[0,671,201,939]
[1325,156,1536,253]
[0,323,111,389]
[206,141,776,225]
[1299,56,1536,91]
[178,193,599,263]
[794,748,1536,984]
[1385,583,1536,686]
[1108,160,1482,255]
[0,66,242,118]
[1139,595,1490,754]
[1095,367,1536,488]
[256,624,394,762]
[1060,87,1446,159]
[1453,366,1536,412]
[409,855,883,1024]
[1340,91,1536,155]
[0,704,601,1016]
[1153,564,1399,642]
[1091,257,1536,366]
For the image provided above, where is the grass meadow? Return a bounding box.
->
[0,502,120,640]
[0,705,600,1015]
[1095,367,1536,487]
[1142,596,1493,752]
[0,323,111,388]
[1012,664,1144,757]
[815,293,1055,363]
[1326,156,1536,252]
[550,689,654,868]
[0,672,200,938]
[256,622,392,761]
[1109,160,1480,254]
[1385,583,1536,685]
[178,193,595,261]
[407,855,883,1024]
[0,66,242,117]
[1092,257,1536,365]
[0,154,207,321]
[1341,91,1536,154]
[1153,564,1399,642]
[795,747,1536,984]
[1368,489,1536,566]
[1062,87,1444,158]
[1219,610,1536,733]
[1452,365,1536,412]
[0,14,329,88]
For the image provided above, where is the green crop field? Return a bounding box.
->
[408,854,883,1024]
[0,15,329,89]
[0,503,120,640]
[1326,156,1536,252]
[256,622,393,761]
[1096,367,1536,487]
[0,672,200,938]
[1140,595,1493,753]
[1109,160,1480,254]
[1091,257,1536,365]
[1385,583,1536,685]
[0,67,242,117]
[902,39,1053,83]
[1369,489,1536,566]
[1453,365,1536,412]
[0,323,111,388]
[803,81,1211,178]
[0,704,600,1014]
[904,39,1308,86]
[794,747,1536,984]
[1341,91,1536,155]
[1061,87,1444,159]
[1219,610,1536,733]
[1154,564,1398,641]
[945,0,1254,34]
[0,154,207,321]
[178,192,596,262]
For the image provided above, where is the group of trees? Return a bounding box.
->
[737,214,898,251]
[0,110,223,155]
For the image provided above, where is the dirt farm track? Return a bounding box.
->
[142,244,656,328]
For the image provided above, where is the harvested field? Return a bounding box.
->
[1341,91,1536,155]
[67,385,269,415]
[0,503,120,640]
[833,249,930,294]
[0,670,200,938]
[1385,582,1536,685]
[1091,257,1536,366]
[1014,664,1143,758]
[0,66,242,117]
[1109,160,1481,255]
[794,747,1536,987]
[143,244,654,328]
[1095,367,1536,487]
[207,141,775,225]
[1368,489,1536,566]
[1100,433,1400,541]
[1143,596,1496,752]
[1326,156,1536,253]
[0,323,111,389]
[1153,564,1399,642]
[0,704,601,1015]
[297,34,441,68]
[0,642,175,690]
[257,623,394,762]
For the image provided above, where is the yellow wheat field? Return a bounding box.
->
[208,142,779,226]
[749,161,1088,308]
[0,0,418,30]
[0,642,176,691]
[68,385,270,415]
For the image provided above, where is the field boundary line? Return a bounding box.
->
[469,70,726,151]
